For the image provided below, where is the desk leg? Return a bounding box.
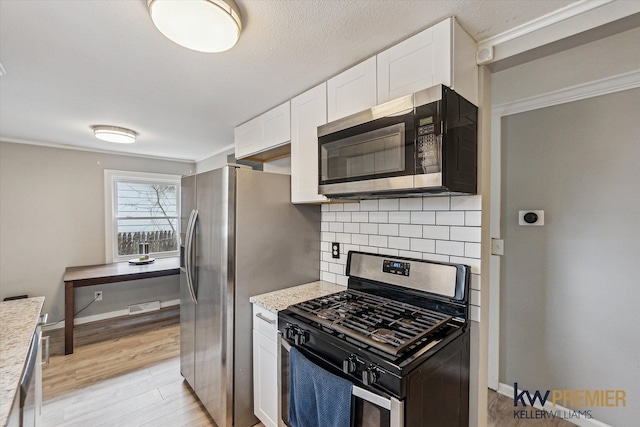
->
[65,281,74,355]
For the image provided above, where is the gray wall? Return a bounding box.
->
[0,141,194,324]
[499,88,640,425]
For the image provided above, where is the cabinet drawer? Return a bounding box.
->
[252,304,278,339]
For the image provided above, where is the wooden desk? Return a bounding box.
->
[63,257,180,355]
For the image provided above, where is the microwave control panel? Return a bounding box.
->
[417,116,440,174]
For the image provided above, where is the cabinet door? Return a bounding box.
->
[327,56,377,122]
[291,83,329,203]
[262,101,290,151]
[235,102,291,160]
[234,115,262,159]
[377,18,452,103]
[253,329,278,427]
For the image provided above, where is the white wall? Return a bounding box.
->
[0,141,193,324]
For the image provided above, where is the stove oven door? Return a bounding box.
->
[278,336,404,427]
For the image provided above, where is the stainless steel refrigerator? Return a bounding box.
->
[179,165,320,427]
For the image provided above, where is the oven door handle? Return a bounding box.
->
[280,337,404,426]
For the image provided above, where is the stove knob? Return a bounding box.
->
[294,329,308,346]
[362,366,379,386]
[342,356,357,374]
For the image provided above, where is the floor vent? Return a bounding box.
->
[128,300,161,315]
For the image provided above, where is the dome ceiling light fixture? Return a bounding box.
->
[147,0,242,53]
[91,125,138,144]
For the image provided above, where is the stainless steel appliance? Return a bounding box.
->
[278,251,470,427]
[180,165,320,427]
[318,84,478,199]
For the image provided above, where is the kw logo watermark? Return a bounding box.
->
[512,382,626,421]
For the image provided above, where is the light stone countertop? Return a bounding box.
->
[249,281,345,313]
[0,296,45,427]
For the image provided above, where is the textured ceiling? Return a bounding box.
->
[0,0,577,162]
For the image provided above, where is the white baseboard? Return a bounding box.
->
[497,383,612,427]
[43,299,180,331]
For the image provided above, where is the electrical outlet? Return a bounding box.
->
[331,242,340,259]
[94,291,103,301]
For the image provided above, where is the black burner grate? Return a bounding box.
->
[288,290,452,356]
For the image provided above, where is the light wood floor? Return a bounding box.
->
[42,307,573,427]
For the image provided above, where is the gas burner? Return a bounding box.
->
[371,328,400,344]
[316,308,338,319]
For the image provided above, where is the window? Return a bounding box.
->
[105,170,181,262]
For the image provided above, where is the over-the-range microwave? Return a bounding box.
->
[318,84,478,199]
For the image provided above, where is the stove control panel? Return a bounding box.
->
[383,259,410,276]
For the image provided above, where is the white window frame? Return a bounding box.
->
[104,170,181,263]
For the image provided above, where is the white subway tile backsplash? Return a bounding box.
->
[422,253,450,263]
[410,211,436,225]
[465,242,482,259]
[410,238,435,253]
[321,271,337,282]
[435,211,465,226]
[399,224,422,238]
[344,222,360,234]
[470,305,480,322]
[378,224,399,236]
[389,211,411,224]
[369,211,389,223]
[369,235,388,248]
[322,211,336,222]
[471,274,481,291]
[422,225,449,240]
[378,198,399,211]
[360,223,378,235]
[378,248,399,256]
[388,236,410,250]
[329,262,345,275]
[399,198,422,210]
[360,199,379,211]
[320,196,483,322]
[470,289,481,307]
[422,196,450,211]
[321,231,336,242]
[450,226,481,243]
[436,240,465,256]
[329,222,344,233]
[336,212,352,222]
[451,195,482,211]
[351,212,369,223]
[398,250,423,259]
[465,211,482,227]
[352,234,369,245]
[335,233,351,244]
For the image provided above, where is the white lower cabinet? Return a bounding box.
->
[252,304,278,427]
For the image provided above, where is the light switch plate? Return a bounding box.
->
[491,238,504,256]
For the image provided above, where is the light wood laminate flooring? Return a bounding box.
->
[42,307,573,427]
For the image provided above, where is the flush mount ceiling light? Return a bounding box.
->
[147,0,242,53]
[91,125,138,144]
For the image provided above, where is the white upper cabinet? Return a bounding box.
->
[291,83,329,204]
[235,101,291,161]
[327,57,377,122]
[377,18,478,106]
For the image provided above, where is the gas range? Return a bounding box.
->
[278,251,471,406]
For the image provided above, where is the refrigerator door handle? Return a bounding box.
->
[185,209,199,303]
